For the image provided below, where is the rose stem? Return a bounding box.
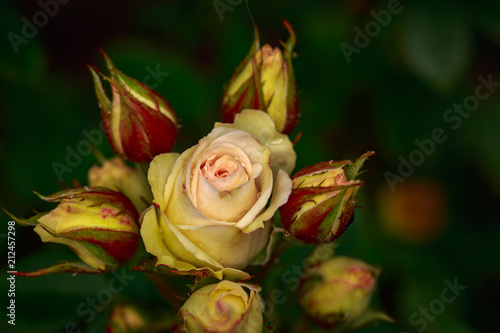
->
[145,273,184,310]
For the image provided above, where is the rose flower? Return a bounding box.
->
[141,110,296,279]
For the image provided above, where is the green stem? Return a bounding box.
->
[253,237,290,284]
[145,273,184,311]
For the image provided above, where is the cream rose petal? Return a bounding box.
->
[176,130,272,228]
[195,173,259,222]
[176,221,271,269]
[142,205,222,270]
[240,169,292,234]
[148,152,180,209]
[141,206,250,280]
[187,129,269,204]
[233,291,264,333]
[167,163,234,228]
[157,210,223,270]
[141,206,194,269]
[215,109,296,176]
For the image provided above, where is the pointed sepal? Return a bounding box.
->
[12,261,103,277]
[2,208,45,227]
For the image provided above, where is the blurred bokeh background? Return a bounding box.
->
[1,0,499,332]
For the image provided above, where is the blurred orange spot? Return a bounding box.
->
[378,178,448,243]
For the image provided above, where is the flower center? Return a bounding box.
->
[200,152,251,192]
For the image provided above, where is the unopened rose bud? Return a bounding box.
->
[173,281,263,333]
[31,187,140,272]
[89,50,177,163]
[279,152,375,244]
[107,304,147,333]
[88,157,152,213]
[300,256,392,329]
[221,19,298,134]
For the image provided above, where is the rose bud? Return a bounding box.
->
[88,157,153,213]
[89,50,177,163]
[141,110,294,280]
[221,19,298,134]
[279,151,375,244]
[173,281,263,333]
[299,256,393,329]
[8,187,140,276]
[106,304,148,333]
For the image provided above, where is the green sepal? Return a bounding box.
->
[133,258,177,276]
[188,276,220,294]
[88,65,111,112]
[221,25,266,122]
[272,18,298,134]
[317,182,364,241]
[12,261,104,277]
[97,49,175,122]
[99,47,119,80]
[250,225,285,266]
[37,224,119,269]
[347,309,396,331]
[264,319,278,333]
[59,228,136,266]
[282,18,297,55]
[2,208,46,227]
[345,151,376,181]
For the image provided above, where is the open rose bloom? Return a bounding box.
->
[141,110,296,279]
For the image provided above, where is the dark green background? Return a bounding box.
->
[1,0,499,332]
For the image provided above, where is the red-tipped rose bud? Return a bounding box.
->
[299,256,393,329]
[279,152,375,244]
[221,19,298,134]
[7,187,140,275]
[89,50,177,163]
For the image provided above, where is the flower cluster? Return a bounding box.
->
[5,20,392,332]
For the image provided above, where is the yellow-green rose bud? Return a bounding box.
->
[89,50,177,163]
[221,20,298,134]
[141,110,295,279]
[300,256,392,329]
[279,152,374,244]
[88,157,152,213]
[107,304,148,333]
[173,281,263,333]
[33,187,140,272]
